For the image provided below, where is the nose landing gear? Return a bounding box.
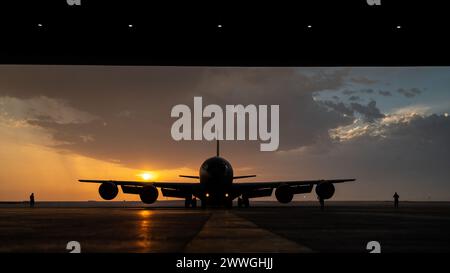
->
[184,197,198,208]
[237,197,250,208]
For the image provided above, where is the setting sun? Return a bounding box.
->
[139,173,155,181]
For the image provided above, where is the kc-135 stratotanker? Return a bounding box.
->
[79,141,355,208]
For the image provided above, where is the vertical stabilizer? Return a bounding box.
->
[216,139,220,157]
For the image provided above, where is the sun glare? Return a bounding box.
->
[140,173,154,181]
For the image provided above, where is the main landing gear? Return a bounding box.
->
[185,197,197,208]
[225,198,233,209]
[318,197,325,211]
[185,196,249,208]
[237,197,250,208]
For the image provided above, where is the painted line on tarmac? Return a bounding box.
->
[184,210,313,253]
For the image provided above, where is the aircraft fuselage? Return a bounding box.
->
[198,156,234,205]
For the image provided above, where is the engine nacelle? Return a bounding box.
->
[99,182,119,200]
[275,184,294,203]
[139,185,159,204]
[315,182,335,200]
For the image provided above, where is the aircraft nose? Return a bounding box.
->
[209,164,226,177]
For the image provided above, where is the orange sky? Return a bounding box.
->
[0,129,196,201]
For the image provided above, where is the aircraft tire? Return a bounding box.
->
[225,199,233,209]
[237,197,243,208]
[244,198,250,208]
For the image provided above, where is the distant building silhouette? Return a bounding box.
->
[30,193,35,208]
[393,192,399,208]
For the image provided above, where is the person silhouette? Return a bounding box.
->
[393,192,399,208]
[30,193,35,208]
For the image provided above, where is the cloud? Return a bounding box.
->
[342,90,357,95]
[350,76,377,85]
[286,113,450,200]
[322,101,354,117]
[321,100,384,122]
[397,88,422,98]
[0,96,97,125]
[360,89,374,94]
[350,100,385,122]
[117,110,133,118]
[341,88,380,97]
[329,105,435,142]
[0,67,353,169]
[387,105,431,119]
[378,90,392,96]
[80,135,95,143]
[348,95,360,101]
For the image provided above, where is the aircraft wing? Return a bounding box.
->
[78,179,198,190]
[233,179,356,190]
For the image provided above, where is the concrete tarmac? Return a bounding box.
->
[1,202,449,253]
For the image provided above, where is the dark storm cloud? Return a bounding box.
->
[271,114,450,200]
[350,100,384,122]
[0,66,354,169]
[385,114,450,144]
[0,66,207,116]
[195,68,354,151]
[321,100,384,122]
[341,88,405,98]
[397,87,422,98]
[348,95,360,101]
[335,114,450,199]
[378,90,392,96]
[322,101,354,117]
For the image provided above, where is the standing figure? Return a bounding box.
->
[30,193,35,208]
[393,192,399,208]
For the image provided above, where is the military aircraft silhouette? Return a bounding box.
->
[79,141,355,208]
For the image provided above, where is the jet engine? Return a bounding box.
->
[99,182,119,200]
[315,182,335,200]
[275,184,293,203]
[139,185,159,204]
